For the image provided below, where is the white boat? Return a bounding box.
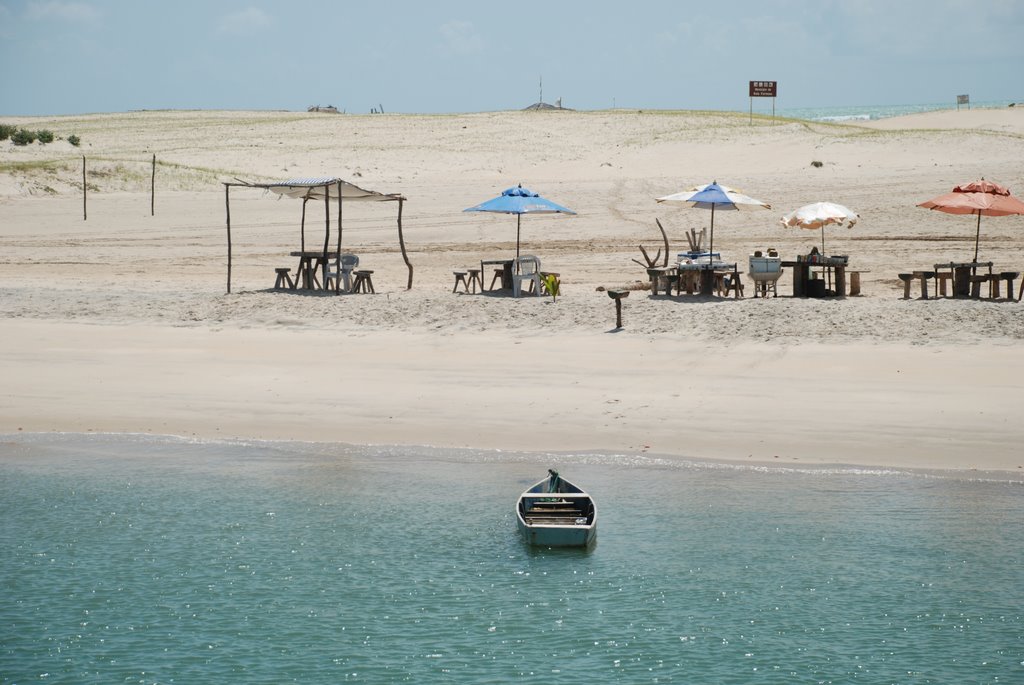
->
[516,470,597,548]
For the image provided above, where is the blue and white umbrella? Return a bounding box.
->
[464,184,576,266]
[657,181,771,256]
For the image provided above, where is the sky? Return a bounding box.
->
[2,0,1023,116]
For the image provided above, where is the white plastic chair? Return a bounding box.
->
[326,253,359,292]
[513,255,542,297]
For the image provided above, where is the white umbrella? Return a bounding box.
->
[657,181,771,257]
[780,202,859,254]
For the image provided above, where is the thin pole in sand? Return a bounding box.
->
[337,180,344,255]
[150,154,156,216]
[82,155,87,221]
[224,184,232,294]
[397,197,413,289]
[336,180,343,255]
[300,196,308,253]
[335,180,343,293]
[322,182,331,288]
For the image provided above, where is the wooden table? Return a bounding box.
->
[676,262,740,297]
[290,250,339,290]
[481,258,514,291]
[934,261,992,298]
[782,257,847,298]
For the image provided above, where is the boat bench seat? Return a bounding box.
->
[525,516,588,525]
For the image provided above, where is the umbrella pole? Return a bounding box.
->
[974,211,981,263]
[300,197,308,252]
[822,227,831,291]
[708,204,715,257]
[515,214,522,273]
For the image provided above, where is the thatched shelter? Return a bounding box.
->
[222,177,410,293]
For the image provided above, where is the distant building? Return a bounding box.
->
[307,105,340,113]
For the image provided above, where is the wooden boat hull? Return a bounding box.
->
[516,471,596,548]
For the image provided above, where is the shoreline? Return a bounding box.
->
[4,429,1022,485]
[2,319,1022,477]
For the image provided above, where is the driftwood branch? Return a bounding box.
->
[632,244,663,268]
[654,218,670,266]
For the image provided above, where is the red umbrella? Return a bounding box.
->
[917,179,1024,262]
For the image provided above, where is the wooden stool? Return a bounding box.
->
[1000,272,1020,301]
[352,270,375,294]
[452,270,469,293]
[646,268,669,296]
[540,272,560,296]
[848,270,864,296]
[969,274,991,299]
[934,272,952,297]
[489,268,504,290]
[898,273,914,299]
[274,267,294,290]
[916,271,933,299]
[466,268,483,293]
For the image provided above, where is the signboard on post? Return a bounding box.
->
[957,94,970,110]
[749,81,777,124]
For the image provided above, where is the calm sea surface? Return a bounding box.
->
[770,99,1017,122]
[1,434,1021,684]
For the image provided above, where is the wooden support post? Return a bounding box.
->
[82,155,87,221]
[150,153,156,216]
[397,198,413,289]
[322,183,331,289]
[225,184,232,294]
[300,197,308,252]
[335,181,342,253]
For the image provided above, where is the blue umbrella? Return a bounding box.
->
[657,181,771,257]
[464,184,576,266]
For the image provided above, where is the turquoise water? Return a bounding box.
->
[771,100,1018,122]
[1,434,1022,684]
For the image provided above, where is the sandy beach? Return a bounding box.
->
[1,107,1022,476]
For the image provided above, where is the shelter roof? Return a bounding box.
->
[230,176,405,202]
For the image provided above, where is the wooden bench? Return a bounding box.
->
[998,272,1020,300]
[932,269,953,297]
[899,271,934,300]
[720,272,744,298]
[525,516,587,525]
[274,267,295,290]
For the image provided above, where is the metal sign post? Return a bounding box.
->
[749,81,778,124]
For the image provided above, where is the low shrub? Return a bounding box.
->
[68,134,81,147]
[11,129,37,146]
[36,129,55,144]
[0,124,17,141]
